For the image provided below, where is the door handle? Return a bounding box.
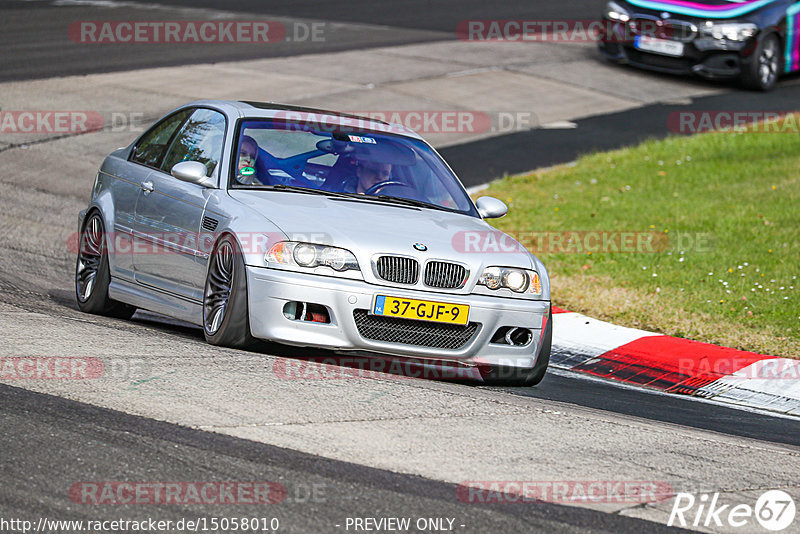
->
[141,180,154,194]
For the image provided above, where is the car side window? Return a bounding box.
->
[130,109,192,168]
[161,109,226,178]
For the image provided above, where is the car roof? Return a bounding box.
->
[182,99,423,140]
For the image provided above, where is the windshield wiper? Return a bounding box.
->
[369,195,454,212]
[266,185,454,212]
[266,184,354,198]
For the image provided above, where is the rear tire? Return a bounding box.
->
[483,308,552,387]
[75,211,136,319]
[203,234,257,349]
[742,33,781,91]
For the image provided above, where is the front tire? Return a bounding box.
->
[75,211,136,319]
[742,33,781,91]
[203,234,257,349]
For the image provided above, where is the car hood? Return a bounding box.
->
[623,0,774,18]
[228,190,535,271]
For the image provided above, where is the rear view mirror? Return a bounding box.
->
[475,196,508,219]
[171,161,213,187]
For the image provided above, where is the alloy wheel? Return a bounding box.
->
[204,240,235,334]
[76,214,104,302]
[758,38,779,87]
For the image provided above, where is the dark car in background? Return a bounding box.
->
[599,0,800,90]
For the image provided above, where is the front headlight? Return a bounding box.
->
[604,0,630,22]
[478,266,542,295]
[266,242,360,274]
[703,22,757,41]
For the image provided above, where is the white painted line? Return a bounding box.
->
[466,183,491,196]
[446,67,501,78]
[540,120,578,129]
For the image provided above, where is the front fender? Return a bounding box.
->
[202,191,288,269]
[78,209,87,232]
[529,254,551,302]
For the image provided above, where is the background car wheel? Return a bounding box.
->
[203,234,257,349]
[482,308,552,387]
[742,33,781,91]
[75,211,136,319]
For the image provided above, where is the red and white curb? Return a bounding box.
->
[551,308,800,416]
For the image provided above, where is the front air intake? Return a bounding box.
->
[424,261,468,289]
[376,256,419,285]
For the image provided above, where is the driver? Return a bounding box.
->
[236,135,260,185]
[342,159,393,194]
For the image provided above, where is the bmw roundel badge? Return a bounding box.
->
[413,243,428,251]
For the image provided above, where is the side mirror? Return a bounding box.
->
[475,196,508,219]
[171,161,213,187]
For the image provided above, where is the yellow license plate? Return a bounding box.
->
[372,295,469,325]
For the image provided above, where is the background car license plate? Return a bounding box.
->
[372,295,469,325]
[635,35,684,57]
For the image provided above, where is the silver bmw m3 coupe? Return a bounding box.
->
[75,100,552,385]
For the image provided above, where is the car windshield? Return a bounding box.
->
[230,118,478,216]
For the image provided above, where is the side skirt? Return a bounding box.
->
[109,277,202,326]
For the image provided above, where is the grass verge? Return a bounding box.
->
[481,114,799,358]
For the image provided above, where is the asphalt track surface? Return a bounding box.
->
[0,383,688,534]
[0,0,603,81]
[2,1,800,532]
[132,0,605,31]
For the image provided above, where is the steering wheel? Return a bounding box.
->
[364,181,411,196]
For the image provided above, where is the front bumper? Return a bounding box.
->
[598,14,756,80]
[246,266,550,369]
[600,39,744,79]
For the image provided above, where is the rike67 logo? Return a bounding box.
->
[668,490,796,531]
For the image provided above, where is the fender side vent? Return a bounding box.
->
[202,216,219,232]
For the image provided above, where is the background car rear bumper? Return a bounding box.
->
[246,266,550,369]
